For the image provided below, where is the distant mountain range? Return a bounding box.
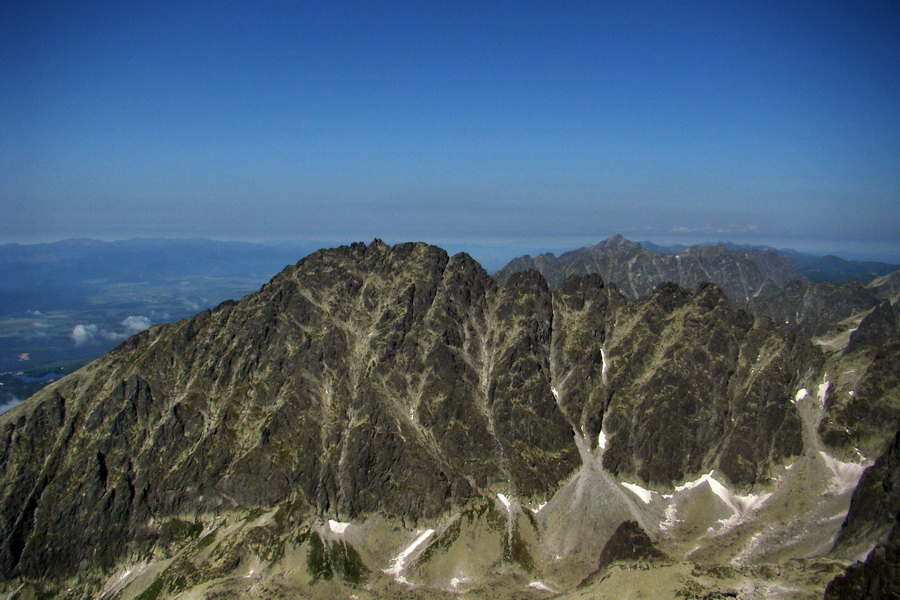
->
[639,239,900,284]
[496,235,900,299]
[1,239,898,598]
[496,235,900,339]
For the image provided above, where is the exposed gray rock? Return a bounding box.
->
[494,234,804,300]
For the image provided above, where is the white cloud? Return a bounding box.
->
[0,393,23,415]
[71,317,152,346]
[71,324,98,346]
[121,315,152,333]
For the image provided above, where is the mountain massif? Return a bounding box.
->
[1,239,898,599]
[494,234,805,300]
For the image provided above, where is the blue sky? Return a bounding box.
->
[2,1,899,261]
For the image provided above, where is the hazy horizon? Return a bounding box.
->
[2,233,898,274]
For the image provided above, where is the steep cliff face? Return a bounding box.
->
[598,282,818,488]
[495,235,804,300]
[817,301,900,457]
[832,430,900,559]
[0,240,892,599]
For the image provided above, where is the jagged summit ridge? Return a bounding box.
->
[0,239,893,598]
[495,234,804,300]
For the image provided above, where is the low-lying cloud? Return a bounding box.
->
[122,315,152,333]
[71,324,99,346]
[71,316,152,346]
[0,393,23,415]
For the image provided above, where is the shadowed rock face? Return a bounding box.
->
[597,520,667,568]
[832,431,900,558]
[495,235,804,300]
[847,301,900,353]
[817,302,900,456]
[825,534,900,600]
[597,282,817,487]
[0,241,823,581]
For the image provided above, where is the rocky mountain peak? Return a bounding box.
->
[0,240,896,599]
[592,233,642,251]
[495,236,804,301]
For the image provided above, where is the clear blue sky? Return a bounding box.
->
[2,1,899,261]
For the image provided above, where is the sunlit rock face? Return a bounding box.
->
[0,240,896,599]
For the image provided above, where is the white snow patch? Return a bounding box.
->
[551,387,559,400]
[384,529,435,584]
[450,576,472,589]
[598,430,607,450]
[675,471,716,493]
[819,451,868,494]
[528,581,555,592]
[328,519,350,534]
[531,501,548,513]
[600,347,609,384]
[793,388,808,404]
[784,462,796,471]
[661,504,680,531]
[817,379,830,406]
[621,482,654,504]
[497,493,512,512]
